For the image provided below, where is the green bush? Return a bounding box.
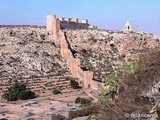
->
[75,97,91,106]
[87,114,97,120]
[51,114,65,120]
[70,80,81,89]
[99,61,139,105]
[52,88,62,95]
[2,83,36,101]
[156,103,160,119]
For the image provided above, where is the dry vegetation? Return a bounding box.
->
[98,48,160,120]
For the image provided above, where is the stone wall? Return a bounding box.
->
[46,14,100,90]
[46,14,96,39]
[60,21,89,30]
[59,30,98,90]
[46,15,60,40]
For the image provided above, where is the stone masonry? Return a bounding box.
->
[46,14,97,39]
[59,30,99,90]
[46,14,99,90]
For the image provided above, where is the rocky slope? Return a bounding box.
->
[0,26,72,95]
[64,29,160,81]
[0,26,67,77]
[0,26,159,95]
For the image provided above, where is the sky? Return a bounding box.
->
[0,0,160,34]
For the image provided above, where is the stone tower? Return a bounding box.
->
[124,21,131,31]
[46,14,60,39]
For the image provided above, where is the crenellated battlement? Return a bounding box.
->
[46,14,97,38]
[58,17,88,24]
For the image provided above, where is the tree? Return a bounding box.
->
[70,80,81,89]
[2,83,36,101]
[99,61,139,105]
[75,97,91,106]
[52,88,62,95]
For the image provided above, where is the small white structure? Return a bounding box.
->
[124,21,131,31]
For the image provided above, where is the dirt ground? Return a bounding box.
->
[0,89,91,120]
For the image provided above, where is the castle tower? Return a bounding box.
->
[124,21,131,31]
[46,14,60,39]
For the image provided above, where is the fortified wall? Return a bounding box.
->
[46,14,99,90]
[46,14,97,39]
[59,31,98,90]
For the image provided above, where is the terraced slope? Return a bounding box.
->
[0,26,73,95]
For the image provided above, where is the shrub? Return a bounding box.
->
[98,49,160,120]
[68,105,98,119]
[51,114,65,120]
[2,83,36,101]
[75,97,91,106]
[70,80,80,89]
[157,103,160,118]
[99,60,139,105]
[52,88,62,95]
[87,114,97,120]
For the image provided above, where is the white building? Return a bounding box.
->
[124,21,131,31]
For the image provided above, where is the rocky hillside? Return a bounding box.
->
[0,26,72,95]
[0,26,69,78]
[64,29,160,81]
[0,26,159,94]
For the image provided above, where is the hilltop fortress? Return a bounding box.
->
[0,14,159,96]
[46,15,97,38]
[46,14,160,91]
[0,14,159,120]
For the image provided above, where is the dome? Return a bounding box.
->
[125,21,130,26]
[124,21,131,30]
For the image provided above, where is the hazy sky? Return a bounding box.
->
[0,0,160,34]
